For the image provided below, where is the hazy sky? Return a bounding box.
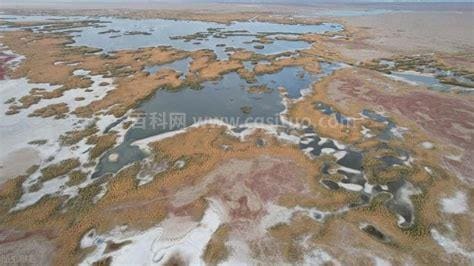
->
[1,0,472,7]
[1,0,472,2]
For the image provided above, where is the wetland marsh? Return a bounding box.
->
[0,3,473,265]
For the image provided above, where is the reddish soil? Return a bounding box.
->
[374,91,473,149]
[0,229,56,265]
[327,69,474,183]
[0,229,56,244]
[0,53,15,80]
[167,156,311,236]
[102,156,311,234]
[213,158,307,223]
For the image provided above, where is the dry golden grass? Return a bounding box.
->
[246,85,272,94]
[0,28,352,121]
[0,125,319,265]
[163,253,187,266]
[254,56,320,75]
[2,31,85,87]
[0,31,211,118]
[4,9,343,26]
[202,224,231,265]
[66,170,88,187]
[76,70,183,117]
[198,60,243,80]
[40,158,80,182]
[89,133,117,160]
[268,215,325,263]
[287,78,366,143]
[92,256,111,266]
[0,175,27,215]
[60,124,98,146]
[229,50,254,61]
[29,103,69,119]
[0,102,468,265]
[435,52,474,72]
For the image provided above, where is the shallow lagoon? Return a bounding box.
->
[72,18,342,58]
[131,72,285,141]
[144,57,192,77]
[94,62,342,176]
[94,69,282,176]
[1,15,343,59]
[0,14,349,177]
[94,71,285,176]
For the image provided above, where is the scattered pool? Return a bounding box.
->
[374,57,474,94]
[1,15,343,60]
[314,101,352,125]
[256,61,344,99]
[256,66,316,99]
[338,150,363,171]
[144,57,191,77]
[391,71,451,92]
[361,109,401,141]
[242,61,254,71]
[386,179,419,228]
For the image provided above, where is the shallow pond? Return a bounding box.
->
[361,109,400,141]
[391,71,450,92]
[94,71,284,176]
[144,57,192,77]
[94,62,342,177]
[314,101,352,125]
[257,62,343,99]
